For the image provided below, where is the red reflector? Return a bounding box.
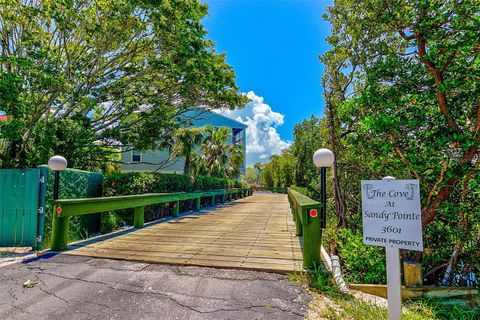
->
[310,209,318,217]
[172,203,177,208]
[56,207,62,215]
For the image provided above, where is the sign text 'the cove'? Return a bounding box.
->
[361,179,423,251]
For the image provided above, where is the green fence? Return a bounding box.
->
[0,166,103,249]
[50,188,253,251]
[0,169,41,247]
[287,187,323,269]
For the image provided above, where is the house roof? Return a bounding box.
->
[0,115,10,122]
[182,108,247,129]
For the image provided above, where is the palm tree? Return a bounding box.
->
[200,125,244,178]
[226,143,244,178]
[171,127,205,175]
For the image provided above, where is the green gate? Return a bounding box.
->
[0,169,43,248]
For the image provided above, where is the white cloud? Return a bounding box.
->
[218,91,291,166]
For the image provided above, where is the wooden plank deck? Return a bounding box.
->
[63,193,303,273]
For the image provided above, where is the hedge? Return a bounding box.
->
[103,172,246,196]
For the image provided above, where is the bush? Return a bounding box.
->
[331,228,387,284]
[103,172,245,196]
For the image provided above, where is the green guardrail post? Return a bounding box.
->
[134,206,144,228]
[51,208,69,251]
[301,206,322,270]
[171,200,180,217]
[221,193,226,203]
[210,195,215,206]
[194,197,201,211]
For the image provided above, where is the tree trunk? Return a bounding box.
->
[183,155,191,175]
[441,240,464,286]
[326,102,347,228]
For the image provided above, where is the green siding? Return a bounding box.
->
[0,169,40,247]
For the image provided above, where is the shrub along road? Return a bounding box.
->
[0,254,310,319]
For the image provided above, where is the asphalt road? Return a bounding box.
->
[0,254,311,320]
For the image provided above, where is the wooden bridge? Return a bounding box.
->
[51,189,323,273]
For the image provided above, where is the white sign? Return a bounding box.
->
[361,179,423,251]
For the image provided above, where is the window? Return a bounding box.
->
[232,128,244,145]
[132,150,141,162]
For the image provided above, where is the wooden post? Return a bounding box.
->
[404,262,423,286]
[51,208,69,251]
[171,201,179,217]
[302,207,322,269]
[194,197,201,211]
[386,246,402,320]
[134,206,144,228]
[210,195,215,206]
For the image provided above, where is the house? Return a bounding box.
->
[120,108,247,174]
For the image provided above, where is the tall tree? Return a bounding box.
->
[0,0,246,169]
[324,0,480,282]
[291,116,323,186]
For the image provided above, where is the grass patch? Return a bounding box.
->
[0,251,10,256]
[289,267,479,320]
[324,296,442,320]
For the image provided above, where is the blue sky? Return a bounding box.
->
[202,0,332,165]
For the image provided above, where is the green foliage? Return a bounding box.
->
[193,125,245,178]
[290,267,478,320]
[323,295,451,320]
[0,0,245,170]
[291,116,324,186]
[260,149,295,188]
[103,171,244,196]
[100,212,123,235]
[309,266,340,295]
[328,228,387,284]
[171,127,206,175]
[311,0,480,285]
[243,167,259,184]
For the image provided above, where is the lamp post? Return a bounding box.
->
[313,148,334,229]
[48,155,68,200]
[49,155,68,251]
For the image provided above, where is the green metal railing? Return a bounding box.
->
[287,188,323,269]
[50,188,252,251]
[254,187,288,193]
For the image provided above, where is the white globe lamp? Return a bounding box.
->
[48,155,68,171]
[48,155,67,200]
[313,148,335,168]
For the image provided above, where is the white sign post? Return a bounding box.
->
[361,177,423,320]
